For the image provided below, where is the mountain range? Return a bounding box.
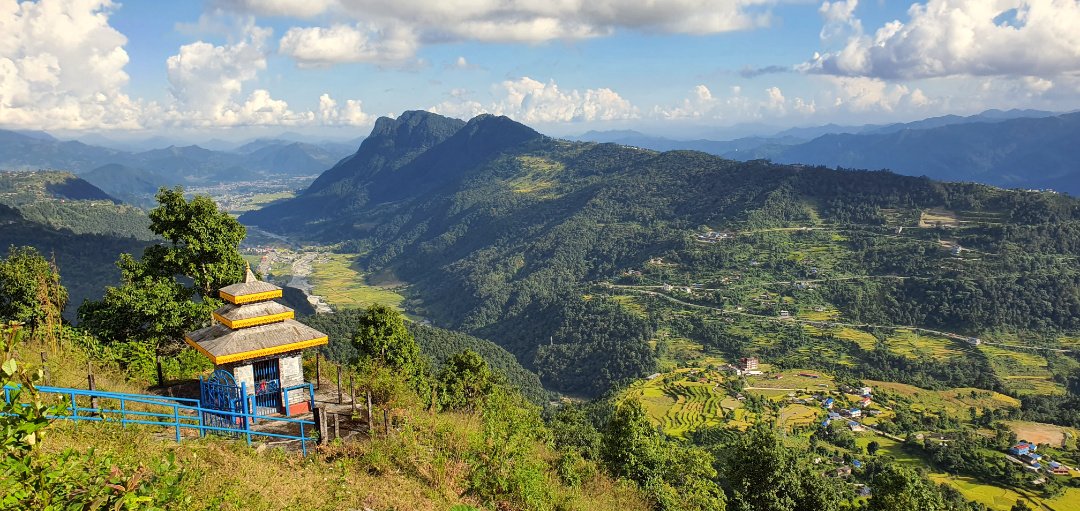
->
[572,108,1078,195]
[0,129,359,205]
[241,110,1080,396]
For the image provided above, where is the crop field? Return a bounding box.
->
[867,380,1019,417]
[884,329,966,361]
[919,208,961,228]
[310,253,405,310]
[979,344,1066,395]
[828,326,879,351]
[611,294,648,318]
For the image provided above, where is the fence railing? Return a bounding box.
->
[3,384,317,456]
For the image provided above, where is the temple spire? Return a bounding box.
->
[244,262,256,283]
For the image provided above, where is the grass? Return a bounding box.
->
[979,344,1066,396]
[883,329,964,361]
[310,253,406,310]
[507,156,565,196]
[919,208,960,228]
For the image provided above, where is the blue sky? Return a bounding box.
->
[3,0,1080,140]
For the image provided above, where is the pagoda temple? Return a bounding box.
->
[185,265,327,415]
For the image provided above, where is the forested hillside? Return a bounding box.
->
[242,111,1080,401]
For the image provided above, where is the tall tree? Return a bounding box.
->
[0,246,66,332]
[146,187,246,298]
[868,463,947,511]
[352,303,421,372]
[79,188,244,352]
[438,349,494,411]
[720,426,843,511]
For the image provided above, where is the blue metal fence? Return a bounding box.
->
[3,384,318,456]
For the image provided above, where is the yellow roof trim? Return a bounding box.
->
[219,289,282,304]
[212,336,328,364]
[184,335,220,364]
[212,310,295,329]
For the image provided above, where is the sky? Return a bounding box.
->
[2,0,1080,141]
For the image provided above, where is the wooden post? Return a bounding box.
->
[313,406,328,445]
[383,409,389,437]
[86,361,97,414]
[315,353,321,390]
[349,375,356,413]
[333,412,341,440]
[366,390,373,434]
[336,367,342,405]
[155,357,165,387]
[39,351,49,385]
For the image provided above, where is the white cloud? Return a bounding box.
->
[318,93,374,126]
[165,24,271,121]
[430,77,638,123]
[252,0,791,66]
[0,0,142,130]
[212,0,335,18]
[279,23,419,67]
[822,76,933,112]
[803,0,1080,80]
[654,84,815,121]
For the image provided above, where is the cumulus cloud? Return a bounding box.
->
[279,23,419,67]
[802,0,1080,80]
[0,0,142,130]
[318,93,374,126]
[823,76,932,112]
[212,0,334,18]
[166,24,271,121]
[245,0,791,66]
[430,77,638,123]
[654,84,815,120]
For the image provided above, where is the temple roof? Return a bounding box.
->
[185,319,327,365]
[212,301,294,329]
[218,265,281,304]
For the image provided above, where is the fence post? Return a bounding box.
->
[300,421,307,456]
[87,361,97,415]
[314,406,327,445]
[241,381,251,446]
[40,351,49,385]
[366,390,373,434]
[334,412,340,441]
[283,386,291,417]
[315,353,321,390]
[308,382,315,413]
[336,367,342,405]
[350,375,356,413]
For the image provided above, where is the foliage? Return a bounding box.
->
[300,309,548,403]
[438,349,495,412]
[0,246,66,333]
[146,187,246,298]
[79,188,245,355]
[601,400,727,511]
[467,387,554,510]
[867,462,954,511]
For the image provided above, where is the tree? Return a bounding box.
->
[78,254,211,352]
[146,187,246,298]
[602,400,727,511]
[867,440,881,456]
[869,463,946,511]
[438,349,494,411]
[352,303,421,372]
[721,426,842,511]
[79,188,243,354]
[0,246,66,332]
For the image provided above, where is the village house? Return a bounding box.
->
[1010,441,1037,456]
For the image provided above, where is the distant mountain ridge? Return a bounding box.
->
[0,130,358,206]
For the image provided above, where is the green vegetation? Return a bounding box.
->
[309,252,405,310]
[0,171,152,239]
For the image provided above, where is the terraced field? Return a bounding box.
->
[979,344,1066,396]
[310,253,406,310]
[867,380,1019,417]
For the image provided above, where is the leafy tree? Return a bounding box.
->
[868,463,947,511]
[0,246,66,332]
[79,188,244,354]
[438,349,494,411]
[602,400,727,511]
[146,187,246,298]
[78,254,211,353]
[868,440,881,456]
[548,403,603,461]
[720,426,843,511]
[352,304,421,372]
[468,387,552,510]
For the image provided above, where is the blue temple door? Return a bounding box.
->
[253,359,282,416]
[200,370,244,435]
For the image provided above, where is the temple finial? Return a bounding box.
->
[244,262,256,283]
